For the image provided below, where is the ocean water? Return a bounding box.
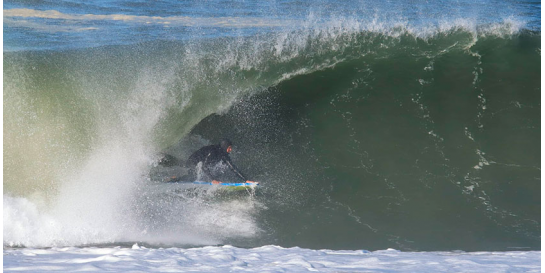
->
[3,0,541,271]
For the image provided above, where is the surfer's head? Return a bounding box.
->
[220,138,233,153]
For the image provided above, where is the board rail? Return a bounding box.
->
[192,181,259,187]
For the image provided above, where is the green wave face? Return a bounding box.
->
[3,25,540,250]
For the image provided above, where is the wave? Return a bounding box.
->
[3,23,541,250]
[4,8,293,28]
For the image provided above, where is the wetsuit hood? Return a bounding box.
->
[220,139,233,152]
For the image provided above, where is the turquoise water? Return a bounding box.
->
[3,0,541,251]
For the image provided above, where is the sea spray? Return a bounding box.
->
[4,16,540,250]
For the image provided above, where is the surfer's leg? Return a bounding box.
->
[158,153,181,167]
[177,168,198,182]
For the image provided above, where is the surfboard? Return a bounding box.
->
[162,178,259,191]
[192,181,259,191]
[192,181,259,187]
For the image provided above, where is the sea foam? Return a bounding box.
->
[3,245,540,272]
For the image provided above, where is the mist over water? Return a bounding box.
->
[3,0,541,251]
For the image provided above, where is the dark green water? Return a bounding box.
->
[4,27,540,251]
[185,30,541,251]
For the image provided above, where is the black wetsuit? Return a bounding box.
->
[186,144,248,182]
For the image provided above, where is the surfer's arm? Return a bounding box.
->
[224,157,248,182]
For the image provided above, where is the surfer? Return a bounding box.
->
[170,139,255,184]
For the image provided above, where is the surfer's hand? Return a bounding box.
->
[246,180,256,184]
[212,180,221,184]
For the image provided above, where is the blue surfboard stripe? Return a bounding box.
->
[193,181,259,187]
